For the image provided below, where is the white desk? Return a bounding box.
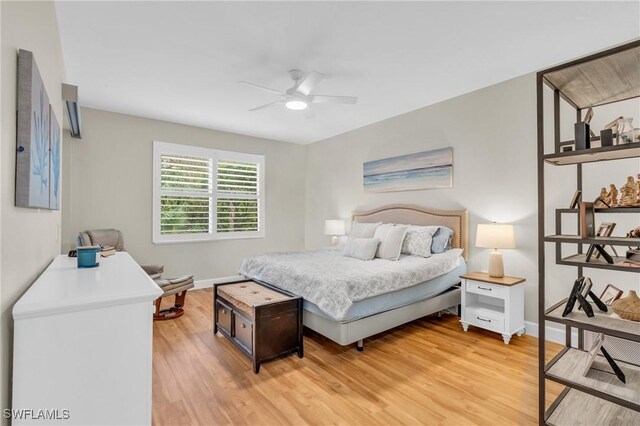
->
[12,252,162,425]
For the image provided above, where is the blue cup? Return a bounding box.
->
[77,246,101,268]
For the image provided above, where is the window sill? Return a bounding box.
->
[152,234,265,245]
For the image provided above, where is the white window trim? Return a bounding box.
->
[153,141,265,244]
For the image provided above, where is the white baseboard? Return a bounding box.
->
[524,320,578,345]
[193,275,242,290]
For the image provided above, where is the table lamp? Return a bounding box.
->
[324,220,346,246]
[475,223,516,278]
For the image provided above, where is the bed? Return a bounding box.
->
[239,204,468,350]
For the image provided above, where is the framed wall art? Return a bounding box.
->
[16,49,54,209]
[363,147,453,193]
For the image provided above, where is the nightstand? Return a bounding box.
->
[460,272,526,344]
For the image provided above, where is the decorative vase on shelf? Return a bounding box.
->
[612,290,640,321]
[618,117,634,144]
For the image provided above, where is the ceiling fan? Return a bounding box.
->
[239,69,358,112]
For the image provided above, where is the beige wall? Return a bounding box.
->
[304,74,541,322]
[61,108,306,280]
[1,0,65,418]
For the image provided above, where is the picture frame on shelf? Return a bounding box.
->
[562,277,595,317]
[585,222,616,262]
[600,284,623,306]
[594,222,617,259]
[579,202,595,238]
[583,333,604,376]
[569,190,582,209]
[580,277,593,298]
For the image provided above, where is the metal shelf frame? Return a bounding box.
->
[537,40,640,425]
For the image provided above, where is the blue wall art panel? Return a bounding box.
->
[363,147,453,193]
[16,49,52,209]
[49,106,61,210]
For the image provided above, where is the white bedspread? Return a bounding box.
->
[238,247,464,320]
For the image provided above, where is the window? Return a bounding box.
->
[153,141,265,243]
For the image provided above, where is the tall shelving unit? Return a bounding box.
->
[537,41,640,425]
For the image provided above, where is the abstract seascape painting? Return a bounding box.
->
[16,49,51,208]
[363,147,453,193]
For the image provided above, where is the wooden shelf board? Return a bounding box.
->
[543,143,640,166]
[545,234,640,246]
[546,388,640,426]
[466,302,504,318]
[559,253,640,273]
[557,207,640,214]
[546,348,640,410]
[545,298,640,343]
[542,45,640,109]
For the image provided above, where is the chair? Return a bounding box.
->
[153,275,195,320]
[77,229,194,320]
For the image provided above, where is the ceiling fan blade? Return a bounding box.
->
[238,81,286,96]
[296,71,324,96]
[249,100,283,111]
[311,95,358,104]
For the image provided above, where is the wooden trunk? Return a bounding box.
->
[213,279,303,373]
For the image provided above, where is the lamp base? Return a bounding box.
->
[488,251,504,278]
[331,236,339,246]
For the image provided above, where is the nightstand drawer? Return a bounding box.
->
[468,311,504,333]
[466,280,506,298]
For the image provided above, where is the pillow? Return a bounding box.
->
[348,222,382,240]
[431,226,454,253]
[401,225,439,258]
[373,224,410,260]
[342,238,379,261]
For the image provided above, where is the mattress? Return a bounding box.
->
[303,260,466,322]
[239,247,465,321]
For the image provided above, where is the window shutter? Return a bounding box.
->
[216,160,260,233]
[159,154,212,235]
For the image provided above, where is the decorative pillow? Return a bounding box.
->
[348,222,382,240]
[374,224,410,260]
[401,226,439,258]
[431,227,454,253]
[342,238,380,261]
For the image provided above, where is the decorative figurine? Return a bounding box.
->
[620,176,637,206]
[607,184,618,206]
[627,225,640,239]
[595,188,609,207]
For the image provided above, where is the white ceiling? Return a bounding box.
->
[55,1,640,144]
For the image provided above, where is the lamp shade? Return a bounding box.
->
[324,219,346,236]
[475,223,516,249]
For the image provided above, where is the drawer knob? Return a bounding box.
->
[241,323,246,328]
[477,316,491,323]
[222,309,227,314]
[478,286,492,291]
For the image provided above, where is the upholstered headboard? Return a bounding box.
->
[352,204,469,260]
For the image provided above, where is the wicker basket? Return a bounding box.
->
[612,290,640,321]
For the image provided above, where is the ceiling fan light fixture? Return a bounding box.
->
[285,99,308,110]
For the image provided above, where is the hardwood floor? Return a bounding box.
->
[153,288,561,425]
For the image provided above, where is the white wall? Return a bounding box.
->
[62,107,306,281]
[305,74,540,321]
[0,0,65,419]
